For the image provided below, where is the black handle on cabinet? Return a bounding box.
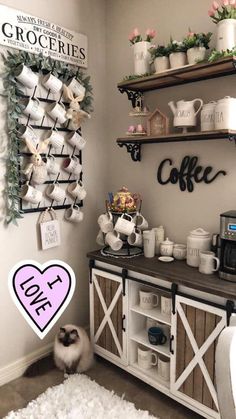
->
[122,315,126,332]
[169,335,174,355]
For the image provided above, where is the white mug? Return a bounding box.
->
[143,230,155,258]
[46,129,64,149]
[17,124,39,148]
[42,73,63,94]
[21,97,44,121]
[105,231,123,251]
[67,181,87,200]
[45,156,60,175]
[199,251,220,275]
[20,183,42,204]
[47,101,67,124]
[137,347,158,370]
[63,156,82,176]
[133,212,149,230]
[139,289,159,310]
[161,296,172,316]
[46,183,66,202]
[14,64,38,88]
[66,131,86,150]
[64,205,84,223]
[98,212,113,234]
[114,213,135,236]
[96,230,105,246]
[158,355,170,381]
[127,228,142,246]
[66,78,86,98]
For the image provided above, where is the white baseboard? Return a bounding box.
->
[0,342,53,387]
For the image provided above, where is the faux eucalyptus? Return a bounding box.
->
[1,50,93,225]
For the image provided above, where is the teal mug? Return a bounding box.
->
[148,326,167,345]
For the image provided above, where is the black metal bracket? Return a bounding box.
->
[117,141,141,162]
[171,283,178,315]
[122,314,126,332]
[118,88,143,108]
[169,335,174,355]
[122,268,128,296]
[226,300,235,326]
[89,259,95,284]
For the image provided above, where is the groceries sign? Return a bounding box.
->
[0,4,88,67]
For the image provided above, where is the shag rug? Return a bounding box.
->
[5,374,157,419]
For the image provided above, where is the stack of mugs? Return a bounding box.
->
[137,346,170,382]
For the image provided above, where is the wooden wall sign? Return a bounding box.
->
[157,155,227,192]
[147,108,169,136]
[0,5,88,67]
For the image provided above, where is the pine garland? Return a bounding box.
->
[1,50,93,225]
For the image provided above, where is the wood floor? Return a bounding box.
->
[0,356,203,419]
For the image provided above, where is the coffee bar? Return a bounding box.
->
[88,186,236,419]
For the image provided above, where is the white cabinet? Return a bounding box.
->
[89,266,228,419]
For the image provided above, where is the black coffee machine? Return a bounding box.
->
[219,210,236,282]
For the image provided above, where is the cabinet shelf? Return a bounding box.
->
[131,305,171,325]
[130,330,170,358]
[130,362,170,389]
[117,130,236,162]
[118,56,236,94]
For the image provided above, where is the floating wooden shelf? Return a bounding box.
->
[117,130,236,161]
[118,56,236,94]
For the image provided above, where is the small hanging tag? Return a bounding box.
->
[38,208,61,250]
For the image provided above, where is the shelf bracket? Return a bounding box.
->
[117,141,141,162]
[118,87,143,108]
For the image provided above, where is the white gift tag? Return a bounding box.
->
[38,209,61,250]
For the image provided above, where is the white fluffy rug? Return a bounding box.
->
[5,374,157,419]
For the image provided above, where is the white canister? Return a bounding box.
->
[214,96,236,131]
[200,102,216,132]
[160,238,174,257]
[143,230,155,258]
[216,19,236,52]
[152,226,165,255]
[154,56,169,73]
[169,52,187,69]
[133,41,151,75]
[187,228,211,268]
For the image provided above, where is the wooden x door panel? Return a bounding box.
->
[90,269,127,365]
[171,295,227,419]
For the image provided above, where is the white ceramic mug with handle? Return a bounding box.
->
[66,131,87,150]
[127,228,142,246]
[14,64,38,88]
[66,78,86,98]
[42,72,63,94]
[47,129,64,149]
[46,183,66,202]
[21,97,45,121]
[17,124,39,148]
[137,346,158,370]
[47,101,67,124]
[133,212,149,230]
[20,183,42,204]
[64,205,84,223]
[114,213,135,236]
[199,251,220,275]
[105,231,123,251]
[139,289,159,310]
[158,355,170,381]
[45,156,60,175]
[98,212,113,234]
[63,156,82,176]
[67,181,87,200]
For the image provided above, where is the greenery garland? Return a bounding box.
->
[1,50,93,225]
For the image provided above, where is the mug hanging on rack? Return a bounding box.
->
[41,72,63,94]
[46,128,64,149]
[47,101,67,124]
[21,97,45,121]
[66,131,86,150]
[14,64,38,88]
[20,182,42,204]
[46,182,66,202]
[17,124,39,149]
[64,205,84,223]
[67,181,87,200]
[63,156,82,176]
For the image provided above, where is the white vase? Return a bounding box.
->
[216,19,236,51]
[133,41,151,75]
[154,56,169,73]
[169,52,187,69]
[187,47,206,65]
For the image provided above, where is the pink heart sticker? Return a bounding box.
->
[8,260,76,339]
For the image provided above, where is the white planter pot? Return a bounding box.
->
[154,56,169,73]
[187,47,206,65]
[133,41,151,75]
[216,19,236,51]
[169,52,187,69]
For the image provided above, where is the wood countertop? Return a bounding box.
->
[87,250,236,300]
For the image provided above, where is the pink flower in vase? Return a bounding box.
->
[212,1,220,10]
[208,8,215,16]
[223,0,229,5]
[229,0,235,5]
[133,28,140,37]
[188,31,195,37]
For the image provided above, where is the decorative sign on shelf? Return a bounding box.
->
[147,108,169,136]
[157,155,227,192]
[0,4,88,67]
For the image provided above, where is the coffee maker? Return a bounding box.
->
[219,210,236,282]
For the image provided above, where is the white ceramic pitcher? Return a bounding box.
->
[168,99,203,129]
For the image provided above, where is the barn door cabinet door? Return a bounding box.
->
[90,269,128,365]
[171,295,227,419]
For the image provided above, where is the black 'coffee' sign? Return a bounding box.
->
[157,155,226,192]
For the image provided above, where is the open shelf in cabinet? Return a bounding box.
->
[130,329,170,358]
[118,56,236,93]
[130,362,170,390]
[131,305,171,326]
[117,130,236,162]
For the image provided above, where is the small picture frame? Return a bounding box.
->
[147,108,169,136]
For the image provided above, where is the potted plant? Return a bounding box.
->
[129,28,156,75]
[149,45,170,73]
[183,31,212,64]
[208,0,236,51]
[167,38,187,69]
